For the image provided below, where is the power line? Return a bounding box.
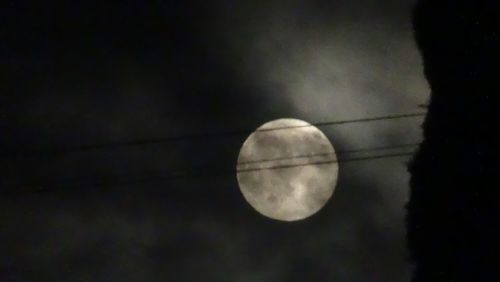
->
[1,112,425,158]
[2,151,416,195]
[238,152,336,166]
[255,113,425,132]
[237,152,414,173]
[237,143,419,165]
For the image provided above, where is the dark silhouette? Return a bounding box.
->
[408,0,500,281]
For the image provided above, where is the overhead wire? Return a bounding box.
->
[1,112,424,194]
[237,143,419,165]
[237,152,415,173]
[2,147,417,195]
[1,112,425,158]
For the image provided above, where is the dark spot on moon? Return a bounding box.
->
[267,194,278,203]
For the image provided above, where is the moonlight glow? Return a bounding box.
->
[236,119,339,221]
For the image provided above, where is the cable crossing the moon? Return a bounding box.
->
[237,143,418,165]
[3,145,418,195]
[236,152,415,173]
[1,112,425,158]
[2,112,425,197]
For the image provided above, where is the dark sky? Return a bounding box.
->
[1,1,427,281]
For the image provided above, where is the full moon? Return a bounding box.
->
[236,119,339,221]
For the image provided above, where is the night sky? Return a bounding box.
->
[1,1,430,281]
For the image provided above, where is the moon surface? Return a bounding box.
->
[236,119,339,221]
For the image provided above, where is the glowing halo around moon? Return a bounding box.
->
[236,118,339,221]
